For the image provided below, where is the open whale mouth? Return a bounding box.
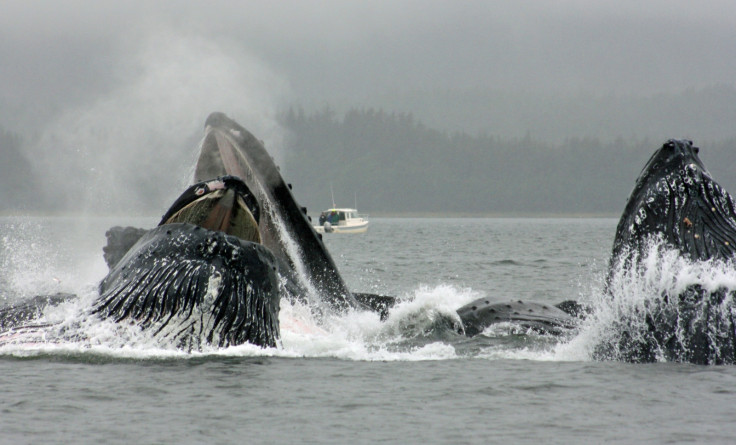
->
[94,174,282,349]
[159,176,262,243]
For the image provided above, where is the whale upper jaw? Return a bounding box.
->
[193,112,362,312]
[611,139,736,265]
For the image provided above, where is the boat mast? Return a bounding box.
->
[330,182,336,208]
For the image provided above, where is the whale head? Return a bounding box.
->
[191,112,361,312]
[611,139,736,271]
[95,175,282,349]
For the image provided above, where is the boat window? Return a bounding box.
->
[338,211,346,221]
[319,211,340,224]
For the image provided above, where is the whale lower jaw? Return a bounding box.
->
[94,223,281,349]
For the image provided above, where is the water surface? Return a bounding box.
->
[1,217,734,444]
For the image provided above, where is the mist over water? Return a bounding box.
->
[28,28,290,215]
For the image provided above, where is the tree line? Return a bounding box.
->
[278,106,736,216]
[1,108,735,216]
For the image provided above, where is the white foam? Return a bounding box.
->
[0,283,478,362]
[8,220,735,364]
[273,285,475,361]
[554,240,736,362]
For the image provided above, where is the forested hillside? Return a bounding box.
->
[1,107,735,216]
[279,107,736,216]
[0,128,43,213]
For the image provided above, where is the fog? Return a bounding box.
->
[1,1,736,214]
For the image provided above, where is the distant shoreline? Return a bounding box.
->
[0,211,619,219]
[362,212,619,219]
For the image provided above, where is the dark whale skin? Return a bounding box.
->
[602,140,736,364]
[94,223,281,349]
[195,112,363,312]
[610,139,736,268]
[457,298,577,337]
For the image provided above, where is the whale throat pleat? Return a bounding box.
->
[93,224,280,348]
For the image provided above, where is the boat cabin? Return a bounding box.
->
[318,208,359,225]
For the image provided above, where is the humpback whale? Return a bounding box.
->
[193,112,362,311]
[90,110,407,349]
[93,176,281,348]
[609,139,736,266]
[85,112,390,349]
[102,113,393,308]
[599,139,736,364]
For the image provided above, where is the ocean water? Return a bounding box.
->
[2,216,736,444]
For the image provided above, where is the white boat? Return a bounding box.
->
[314,208,369,234]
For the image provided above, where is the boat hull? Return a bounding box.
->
[314,221,369,234]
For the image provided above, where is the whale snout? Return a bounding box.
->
[662,139,699,156]
[638,139,706,182]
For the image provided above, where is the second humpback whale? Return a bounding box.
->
[595,139,736,364]
[452,139,736,359]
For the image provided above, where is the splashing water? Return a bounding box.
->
[5,217,736,364]
[558,239,736,364]
[0,217,608,362]
[0,216,479,362]
[0,279,472,361]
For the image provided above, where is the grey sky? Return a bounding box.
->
[3,1,736,125]
[2,1,735,214]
